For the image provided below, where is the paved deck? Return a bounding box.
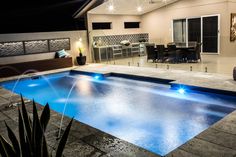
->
[75,64,236,93]
[1,64,236,157]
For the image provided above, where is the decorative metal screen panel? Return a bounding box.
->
[49,38,70,52]
[25,40,48,54]
[0,42,24,57]
[93,33,149,46]
[0,38,70,58]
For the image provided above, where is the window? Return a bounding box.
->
[173,19,186,43]
[124,22,140,29]
[92,22,112,30]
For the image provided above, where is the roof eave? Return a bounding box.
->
[73,0,105,18]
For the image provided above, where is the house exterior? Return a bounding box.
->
[74,0,236,62]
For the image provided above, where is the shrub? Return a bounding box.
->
[0,95,73,157]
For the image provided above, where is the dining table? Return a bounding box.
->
[176,45,195,50]
[176,45,195,62]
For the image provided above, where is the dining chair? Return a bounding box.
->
[167,44,180,63]
[196,42,202,62]
[156,45,166,62]
[146,45,157,62]
[187,42,202,62]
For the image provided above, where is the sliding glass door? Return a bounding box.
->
[202,16,219,53]
[188,18,201,42]
[173,15,219,54]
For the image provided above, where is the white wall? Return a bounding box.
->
[87,14,142,36]
[141,0,236,56]
[0,30,89,65]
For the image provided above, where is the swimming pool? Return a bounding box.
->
[1,71,236,156]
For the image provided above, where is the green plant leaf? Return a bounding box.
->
[20,95,32,143]
[55,118,73,157]
[41,134,49,157]
[0,135,8,157]
[0,135,17,157]
[25,133,33,157]
[5,122,21,157]
[18,107,27,157]
[32,100,37,154]
[40,103,50,132]
[32,100,43,157]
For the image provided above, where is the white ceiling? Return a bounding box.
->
[88,0,179,15]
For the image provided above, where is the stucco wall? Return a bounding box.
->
[141,0,236,56]
[0,30,89,65]
[87,14,142,36]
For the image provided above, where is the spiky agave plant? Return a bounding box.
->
[0,95,73,157]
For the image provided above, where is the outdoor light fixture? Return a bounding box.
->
[108,5,114,11]
[28,84,39,87]
[94,75,101,80]
[93,74,105,80]
[137,6,142,12]
[178,88,185,94]
[107,0,114,11]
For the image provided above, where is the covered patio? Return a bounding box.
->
[80,0,236,76]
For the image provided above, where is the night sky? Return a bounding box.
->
[0,0,87,34]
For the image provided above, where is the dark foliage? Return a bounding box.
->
[0,95,73,157]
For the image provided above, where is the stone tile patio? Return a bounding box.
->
[1,64,236,157]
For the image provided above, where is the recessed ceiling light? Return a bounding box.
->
[108,5,114,11]
[137,6,142,12]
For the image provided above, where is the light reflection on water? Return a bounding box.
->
[2,73,236,156]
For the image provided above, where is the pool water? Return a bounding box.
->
[1,71,236,156]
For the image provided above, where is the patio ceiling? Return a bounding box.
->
[88,0,179,15]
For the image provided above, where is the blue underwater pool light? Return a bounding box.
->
[28,83,39,87]
[94,75,101,80]
[178,88,185,94]
[93,74,105,80]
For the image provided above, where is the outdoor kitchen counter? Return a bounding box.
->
[93,42,149,62]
